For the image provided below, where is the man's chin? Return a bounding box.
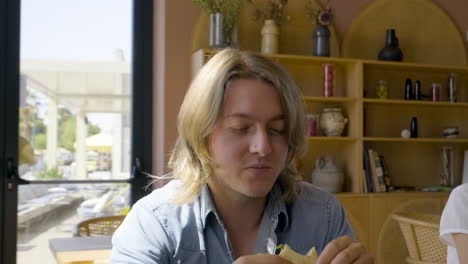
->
[242,184,275,198]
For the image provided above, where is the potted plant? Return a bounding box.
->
[193,0,242,48]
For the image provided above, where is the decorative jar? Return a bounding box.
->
[319,108,348,137]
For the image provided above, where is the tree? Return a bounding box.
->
[58,107,101,151]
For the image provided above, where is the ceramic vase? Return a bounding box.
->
[378,29,403,61]
[319,108,348,137]
[312,156,344,193]
[261,19,279,54]
[209,12,225,49]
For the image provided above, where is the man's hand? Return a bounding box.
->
[316,236,373,264]
[233,254,292,264]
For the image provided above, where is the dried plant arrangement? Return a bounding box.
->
[305,0,333,25]
[193,0,242,45]
[247,0,288,25]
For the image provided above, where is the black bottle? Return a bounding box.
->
[410,117,418,138]
[405,78,413,100]
[414,80,421,100]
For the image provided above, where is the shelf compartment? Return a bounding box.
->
[364,141,467,191]
[305,101,360,138]
[364,104,468,139]
[362,59,468,73]
[364,137,468,143]
[336,191,451,197]
[309,136,357,141]
[304,96,357,103]
[301,139,361,193]
[363,98,468,108]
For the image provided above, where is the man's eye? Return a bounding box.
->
[269,128,285,135]
[231,127,249,134]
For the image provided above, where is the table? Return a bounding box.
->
[49,236,112,264]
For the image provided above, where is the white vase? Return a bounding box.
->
[319,108,348,137]
[261,19,279,54]
[312,156,344,193]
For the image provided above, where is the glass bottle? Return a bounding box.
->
[376,80,388,99]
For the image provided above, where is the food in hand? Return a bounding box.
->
[278,244,317,264]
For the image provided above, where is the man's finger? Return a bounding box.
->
[316,236,354,264]
[330,242,364,264]
[352,253,373,264]
[234,254,292,264]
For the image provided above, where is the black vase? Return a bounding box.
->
[378,29,403,61]
[313,24,330,57]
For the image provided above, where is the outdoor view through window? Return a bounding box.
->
[17,1,132,263]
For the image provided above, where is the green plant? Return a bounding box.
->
[247,0,288,25]
[34,133,46,150]
[37,167,63,180]
[193,0,242,45]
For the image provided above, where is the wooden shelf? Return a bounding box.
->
[363,98,468,108]
[362,59,468,73]
[364,137,468,143]
[336,191,450,198]
[309,136,356,142]
[267,53,357,66]
[304,96,356,103]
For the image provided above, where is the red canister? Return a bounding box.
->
[323,63,335,97]
[306,114,319,136]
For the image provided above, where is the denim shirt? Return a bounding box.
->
[111,180,354,264]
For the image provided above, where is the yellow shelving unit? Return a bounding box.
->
[192,50,457,261]
[192,49,467,192]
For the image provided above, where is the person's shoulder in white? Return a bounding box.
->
[440,183,468,264]
[440,183,468,240]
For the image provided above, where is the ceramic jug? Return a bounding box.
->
[319,108,348,136]
[311,156,344,193]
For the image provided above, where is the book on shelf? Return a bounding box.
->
[368,149,380,192]
[363,148,389,192]
[379,154,393,192]
[362,169,368,193]
[373,151,386,192]
[363,149,374,192]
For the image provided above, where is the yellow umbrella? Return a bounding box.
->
[86,133,112,152]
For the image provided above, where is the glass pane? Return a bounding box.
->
[19,0,132,181]
[18,0,133,263]
[17,183,130,263]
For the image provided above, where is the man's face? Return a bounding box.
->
[208,78,289,201]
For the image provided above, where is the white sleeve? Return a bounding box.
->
[439,183,468,246]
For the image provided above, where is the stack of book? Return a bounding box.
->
[363,148,391,192]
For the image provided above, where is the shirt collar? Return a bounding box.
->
[200,183,217,229]
[266,183,289,232]
[199,183,290,231]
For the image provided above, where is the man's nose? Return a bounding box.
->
[249,129,272,157]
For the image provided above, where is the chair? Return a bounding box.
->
[377,199,446,264]
[392,210,447,264]
[74,215,126,237]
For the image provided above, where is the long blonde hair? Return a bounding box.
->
[167,49,307,204]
